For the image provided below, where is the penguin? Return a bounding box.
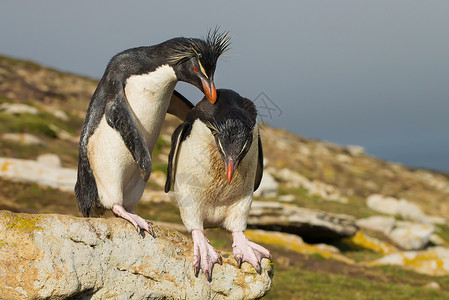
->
[165,89,271,281]
[75,30,231,236]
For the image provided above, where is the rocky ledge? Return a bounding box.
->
[0,211,273,299]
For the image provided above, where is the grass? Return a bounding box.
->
[0,178,80,215]
[435,224,449,244]
[265,185,374,219]
[0,112,57,137]
[0,106,82,137]
[266,266,448,300]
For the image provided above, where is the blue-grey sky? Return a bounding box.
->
[1,1,448,171]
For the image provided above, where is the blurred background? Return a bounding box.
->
[1,0,448,171]
[1,1,449,299]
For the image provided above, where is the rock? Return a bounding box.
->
[278,194,295,202]
[48,124,79,143]
[0,211,273,299]
[356,216,435,251]
[429,234,447,246]
[245,229,354,264]
[1,133,47,146]
[36,153,62,168]
[424,282,441,290]
[366,194,400,216]
[388,221,434,250]
[253,172,278,198]
[248,201,357,241]
[356,215,396,234]
[345,145,365,156]
[276,168,348,203]
[344,231,399,255]
[0,102,39,115]
[367,194,444,224]
[336,153,352,163]
[397,199,430,224]
[370,246,449,276]
[0,157,76,192]
[52,109,69,121]
[141,190,171,203]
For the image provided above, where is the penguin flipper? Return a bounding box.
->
[167,90,194,121]
[254,132,264,191]
[165,122,191,192]
[105,92,152,181]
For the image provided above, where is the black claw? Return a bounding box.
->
[144,221,156,238]
[235,256,242,268]
[194,265,200,277]
[217,255,223,265]
[205,270,212,282]
[254,263,261,274]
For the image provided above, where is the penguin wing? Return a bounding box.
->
[167,90,194,121]
[105,89,152,181]
[165,122,191,192]
[254,132,264,191]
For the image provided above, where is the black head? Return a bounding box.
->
[208,110,255,183]
[168,29,231,104]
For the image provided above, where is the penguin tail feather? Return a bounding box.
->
[74,155,103,217]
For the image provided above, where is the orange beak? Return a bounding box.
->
[201,77,217,104]
[226,160,235,184]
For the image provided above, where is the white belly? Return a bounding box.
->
[88,65,177,210]
[173,120,259,231]
[124,65,178,151]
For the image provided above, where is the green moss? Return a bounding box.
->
[6,215,42,234]
[0,239,6,247]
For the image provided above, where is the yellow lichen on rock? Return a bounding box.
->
[344,231,399,255]
[6,214,42,234]
[245,229,355,264]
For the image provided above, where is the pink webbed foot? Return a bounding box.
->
[232,231,271,273]
[191,229,222,281]
[112,204,156,237]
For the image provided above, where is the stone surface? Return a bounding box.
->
[36,153,62,168]
[356,215,396,235]
[366,194,400,216]
[388,221,434,250]
[370,246,449,276]
[48,124,79,143]
[0,102,39,115]
[344,231,399,255]
[1,133,47,146]
[245,229,354,264]
[366,194,446,225]
[141,190,171,203]
[345,145,365,156]
[253,172,278,198]
[0,157,76,192]
[0,210,273,299]
[276,168,348,203]
[248,201,357,241]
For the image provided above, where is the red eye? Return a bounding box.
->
[193,67,198,72]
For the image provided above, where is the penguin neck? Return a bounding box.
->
[124,64,178,150]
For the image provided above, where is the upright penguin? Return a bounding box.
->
[75,30,231,235]
[165,89,271,280]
